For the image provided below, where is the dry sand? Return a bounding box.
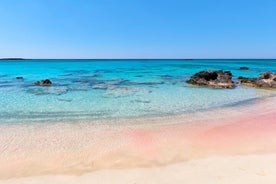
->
[0,97,276,183]
[1,154,276,184]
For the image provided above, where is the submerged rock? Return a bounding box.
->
[239,67,249,70]
[16,76,23,80]
[186,70,235,88]
[34,79,52,86]
[238,72,276,88]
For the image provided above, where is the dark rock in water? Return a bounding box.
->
[16,76,23,79]
[237,76,257,87]
[255,72,276,88]
[186,70,235,88]
[238,72,276,88]
[0,74,8,78]
[196,70,218,81]
[259,72,274,80]
[34,79,52,86]
[239,67,249,70]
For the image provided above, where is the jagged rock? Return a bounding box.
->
[34,79,52,86]
[186,70,235,88]
[256,72,276,88]
[259,72,274,80]
[239,67,249,70]
[238,76,257,87]
[238,72,276,88]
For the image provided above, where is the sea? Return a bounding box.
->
[0,59,276,123]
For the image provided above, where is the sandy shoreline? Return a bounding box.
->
[2,153,276,184]
[0,96,276,182]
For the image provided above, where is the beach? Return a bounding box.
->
[1,96,276,183]
[1,0,276,182]
[2,154,276,184]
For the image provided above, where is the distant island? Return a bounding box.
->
[0,58,27,60]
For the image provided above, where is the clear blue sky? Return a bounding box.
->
[0,0,275,59]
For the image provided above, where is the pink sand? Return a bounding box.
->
[0,97,276,179]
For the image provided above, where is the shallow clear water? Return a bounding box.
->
[0,59,276,123]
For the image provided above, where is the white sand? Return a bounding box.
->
[1,153,276,184]
[1,97,276,183]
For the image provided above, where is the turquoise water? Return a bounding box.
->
[0,59,276,123]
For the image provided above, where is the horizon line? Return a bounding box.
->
[1,58,276,60]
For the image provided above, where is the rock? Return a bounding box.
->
[34,79,52,86]
[195,70,218,81]
[255,72,276,88]
[259,72,274,80]
[239,67,249,70]
[186,70,235,88]
[238,72,276,88]
[16,76,23,79]
[238,76,257,87]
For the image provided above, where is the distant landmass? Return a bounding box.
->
[0,58,27,60]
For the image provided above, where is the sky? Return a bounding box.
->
[0,0,275,59]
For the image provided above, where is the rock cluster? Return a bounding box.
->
[34,79,52,86]
[186,70,235,88]
[238,72,276,88]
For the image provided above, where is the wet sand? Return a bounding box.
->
[0,97,276,183]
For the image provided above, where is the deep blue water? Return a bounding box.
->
[0,59,276,123]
